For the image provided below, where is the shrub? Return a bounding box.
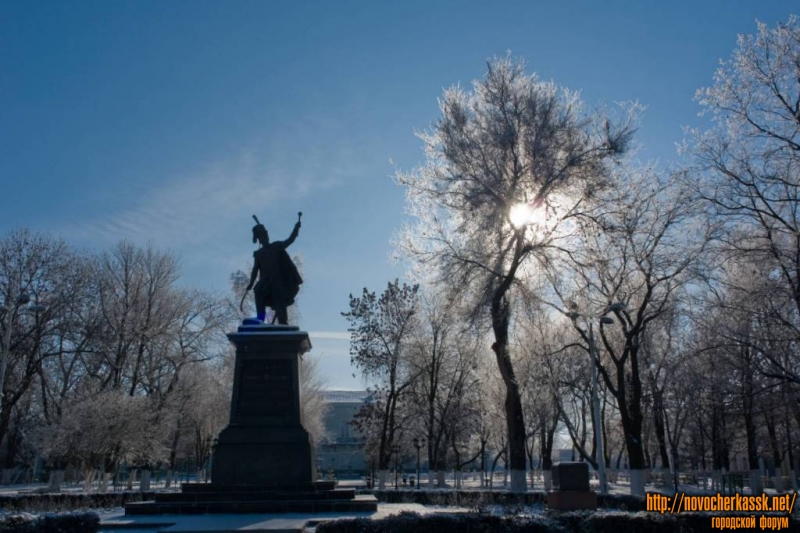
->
[0,491,156,513]
[370,490,548,509]
[368,489,641,511]
[316,509,798,533]
[316,512,516,533]
[596,494,645,511]
[582,511,677,533]
[516,516,564,533]
[0,512,99,533]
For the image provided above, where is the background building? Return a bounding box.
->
[316,390,370,477]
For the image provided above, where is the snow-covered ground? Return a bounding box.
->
[96,502,470,533]
[1,475,796,532]
[0,472,793,497]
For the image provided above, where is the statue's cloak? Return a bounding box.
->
[253,244,303,309]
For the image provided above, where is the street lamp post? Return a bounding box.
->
[209,437,219,484]
[567,303,624,495]
[413,437,425,488]
[391,445,401,490]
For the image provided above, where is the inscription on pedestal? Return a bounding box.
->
[237,359,292,417]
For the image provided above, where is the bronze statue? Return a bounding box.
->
[240,213,303,324]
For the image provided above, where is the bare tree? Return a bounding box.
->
[90,242,184,393]
[343,280,419,488]
[0,229,95,460]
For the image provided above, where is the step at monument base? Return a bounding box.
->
[124,482,378,515]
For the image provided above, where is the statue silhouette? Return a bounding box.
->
[241,213,303,324]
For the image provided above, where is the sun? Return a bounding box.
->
[509,203,546,229]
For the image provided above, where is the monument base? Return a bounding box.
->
[546,490,598,510]
[211,424,314,486]
[125,481,378,515]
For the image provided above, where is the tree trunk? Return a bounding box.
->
[539,407,557,491]
[489,450,505,490]
[47,470,64,492]
[784,415,797,492]
[743,381,762,494]
[540,443,551,490]
[652,389,670,469]
[126,468,136,490]
[615,364,646,496]
[479,440,487,487]
[98,472,112,493]
[140,469,151,491]
[764,411,783,492]
[3,425,22,469]
[527,439,536,490]
[490,295,526,493]
[82,469,97,492]
[600,394,610,468]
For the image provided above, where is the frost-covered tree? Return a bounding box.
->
[395,56,638,492]
[299,353,330,446]
[553,169,711,495]
[404,291,482,487]
[41,390,168,491]
[169,361,231,481]
[689,16,800,382]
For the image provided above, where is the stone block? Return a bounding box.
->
[552,462,590,491]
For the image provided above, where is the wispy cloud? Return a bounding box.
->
[61,151,339,250]
[313,348,350,357]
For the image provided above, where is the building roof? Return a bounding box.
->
[321,390,371,403]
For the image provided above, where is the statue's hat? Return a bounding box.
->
[252,215,268,243]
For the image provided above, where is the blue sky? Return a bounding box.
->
[1,1,794,388]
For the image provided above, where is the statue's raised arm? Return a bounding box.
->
[282,212,302,249]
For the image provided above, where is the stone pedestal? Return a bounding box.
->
[212,323,313,486]
[552,462,590,491]
[125,322,378,516]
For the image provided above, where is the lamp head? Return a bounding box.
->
[606,302,626,312]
